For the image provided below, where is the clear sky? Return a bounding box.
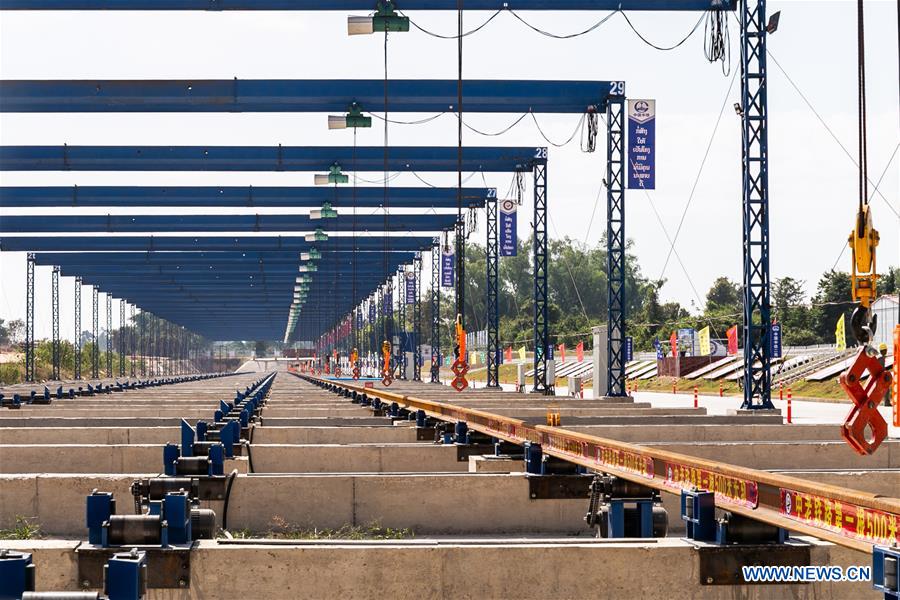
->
[0,0,898,341]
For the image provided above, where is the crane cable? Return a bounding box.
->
[856,0,869,220]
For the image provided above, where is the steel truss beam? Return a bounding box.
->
[74,277,82,380]
[24,253,35,382]
[51,265,60,380]
[486,195,500,387]
[119,300,126,377]
[532,162,549,394]
[413,253,422,382]
[740,0,773,410]
[430,243,441,383]
[91,287,99,379]
[606,98,627,397]
[129,304,136,377]
[105,295,112,377]
[397,268,406,380]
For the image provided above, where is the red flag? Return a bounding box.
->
[670,331,678,357]
[559,343,566,363]
[727,325,738,355]
[504,346,513,362]
[576,341,584,363]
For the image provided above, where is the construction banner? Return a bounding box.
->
[835,314,847,351]
[517,346,527,362]
[576,341,584,363]
[504,346,513,362]
[726,326,738,355]
[698,326,711,356]
[559,343,566,363]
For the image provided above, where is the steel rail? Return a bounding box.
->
[307,375,900,554]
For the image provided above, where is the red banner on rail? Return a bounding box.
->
[662,461,758,508]
[780,488,900,546]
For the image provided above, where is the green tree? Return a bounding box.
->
[772,277,817,345]
[810,270,853,343]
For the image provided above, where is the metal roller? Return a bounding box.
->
[106,514,162,545]
[132,477,198,503]
[192,508,217,539]
[175,456,210,476]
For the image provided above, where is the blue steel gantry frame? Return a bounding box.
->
[486,195,500,388]
[430,243,441,383]
[51,265,60,380]
[0,74,620,359]
[74,276,81,380]
[24,253,34,382]
[0,145,530,343]
[739,0,774,409]
[606,99,627,398]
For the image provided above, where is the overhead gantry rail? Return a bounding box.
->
[0,236,435,252]
[0,79,620,114]
[311,376,900,554]
[0,213,461,233]
[0,186,492,209]
[0,1,735,10]
[0,145,541,172]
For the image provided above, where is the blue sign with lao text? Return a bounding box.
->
[441,249,455,288]
[405,272,416,305]
[499,199,518,257]
[625,336,633,362]
[770,323,782,358]
[627,99,656,190]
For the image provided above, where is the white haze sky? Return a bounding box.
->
[0,0,898,341]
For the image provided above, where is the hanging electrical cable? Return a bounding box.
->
[620,11,706,51]
[703,8,731,75]
[405,8,502,38]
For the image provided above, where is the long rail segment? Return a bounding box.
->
[306,376,900,554]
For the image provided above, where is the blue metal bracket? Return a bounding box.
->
[104,549,148,600]
[0,549,34,600]
[681,489,716,542]
[873,545,900,599]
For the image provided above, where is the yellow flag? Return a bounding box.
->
[469,351,478,366]
[698,326,711,356]
[835,314,846,351]
[517,346,527,361]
